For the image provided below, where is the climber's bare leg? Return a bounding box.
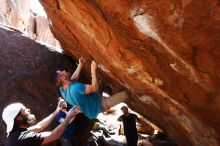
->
[101,91,130,112]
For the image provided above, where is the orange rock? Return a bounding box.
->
[39,0,220,146]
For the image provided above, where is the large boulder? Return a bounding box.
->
[39,0,220,145]
[0,24,74,146]
[0,0,60,48]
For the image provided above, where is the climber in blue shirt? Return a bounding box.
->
[56,57,130,119]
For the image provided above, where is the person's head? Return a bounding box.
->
[55,70,70,86]
[2,103,36,133]
[121,106,129,115]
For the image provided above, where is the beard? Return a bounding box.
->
[21,113,36,127]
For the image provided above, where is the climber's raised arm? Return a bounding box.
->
[85,61,99,94]
[71,57,86,81]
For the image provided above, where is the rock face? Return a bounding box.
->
[39,0,220,146]
[0,0,60,48]
[0,25,74,146]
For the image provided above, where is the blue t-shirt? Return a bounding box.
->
[55,112,76,139]
[60,82,101,119]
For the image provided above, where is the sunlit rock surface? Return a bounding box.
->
[40,0,220,145]
[0,0,60,48]
[0,24,74,146]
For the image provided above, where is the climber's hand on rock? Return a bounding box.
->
[79,57,86,66]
